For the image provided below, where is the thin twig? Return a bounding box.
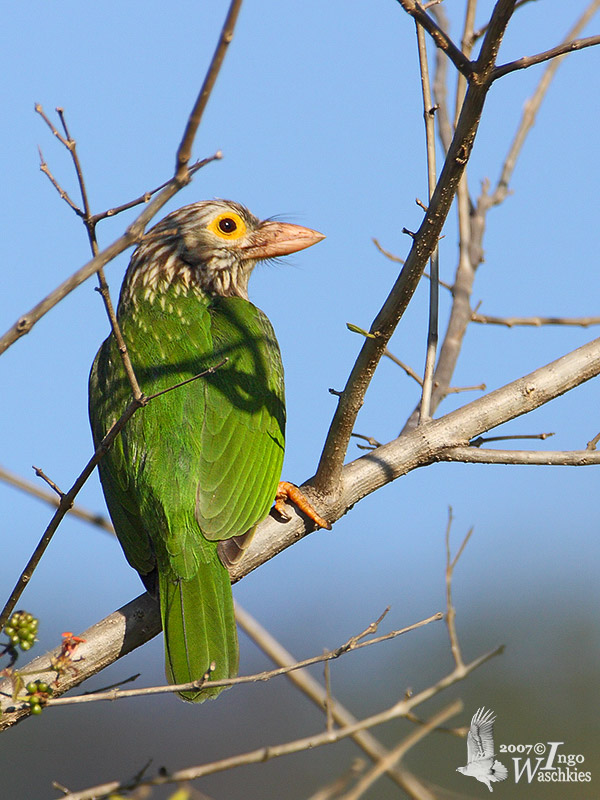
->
[372,238,404,264]
[175,0,244,179]
[307,760,367,800]
[0,361,224,631]
[394,0,473,77]
[0,396,144,632]
[472,311,600,328]
[346,323,424,385]
[55,649,498,800]
[313,2,516,494]
[34,103,70,147]
[90,156,221,224]
[454,0,477,127]
[429,4,454,154]
[32,611,442,708]
[0,465,114,533]
[470,432,554,446]
[472,0,536,42]
[373,239,454,292]
[5,334,600,725]
[43,104,143,399]
[385,352,424,385]
[0,0,240,357]
[37,145,83,216]
[401,0,598,432]
[236,604,437,800]
[445,508,472,671]
[446,383,486,394]
[0,150,220,357]
[350,433,383,450]
[490,0,600,205]
[493,34,600,80]
[56,107,93,237]
[438,447,600,466]
[338,701,463,800]
[323,657,334,734]
[32,466,64,499]
[415,17,439,423]
[587,431,600,451]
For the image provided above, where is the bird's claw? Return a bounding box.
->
[274,481,332,530]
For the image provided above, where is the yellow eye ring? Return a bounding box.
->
[207,211,247,240]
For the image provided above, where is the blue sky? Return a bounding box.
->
[2,2,599,797]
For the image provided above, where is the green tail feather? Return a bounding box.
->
[159,555,238,702]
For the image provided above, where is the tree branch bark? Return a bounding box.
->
[3,331,599,728]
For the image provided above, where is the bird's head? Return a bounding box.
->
[123,199,325,303]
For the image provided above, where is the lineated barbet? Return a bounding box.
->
[89,200,325,700]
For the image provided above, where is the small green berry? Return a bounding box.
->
[30,703,42,715]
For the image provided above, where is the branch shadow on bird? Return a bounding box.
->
[121,300,286,440]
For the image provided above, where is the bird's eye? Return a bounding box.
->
[218,217,237,234]
[208,210,246,240]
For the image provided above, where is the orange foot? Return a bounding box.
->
[274,481,332,530]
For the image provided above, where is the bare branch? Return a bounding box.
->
[236,604,438,799]
[338,701,462,800]
[347,323,425,386]
[445,509,472,671]
[0,606,441,723]
[351,433,383,450]
[587,431,600,451]
[3,332,597,718]
[36,105,146,400]
[401,0,599,432]
[0,170,183,355]
[372,237,404,264]
[175,0,244,179]
[52,651,494,800]
[438,447,600,466]
[394,0,473,77]
[0,0,242,357]
[472,0,537,42]
[490,0,600,205]
[37,144,83,216]
[472,311,600,328]
[307,760,367,800]
[31,465,64,499]
[0,357,226,633]
[446,383,486,394]
[0,394,146,632]
[415,16,440,423]
[91,155,221,224]
[493,34,600,81]
[314,6,514,493]
[429,4,454,154]
[0,465,113,533]
[470,432,554,446]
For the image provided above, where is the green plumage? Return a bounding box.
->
[88,200,304,701]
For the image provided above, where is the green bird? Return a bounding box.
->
[89,200,325,700]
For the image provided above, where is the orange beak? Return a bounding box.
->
[244,220,325,260]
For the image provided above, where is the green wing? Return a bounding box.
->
[196,295,285,540]
[89,287,285,700]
